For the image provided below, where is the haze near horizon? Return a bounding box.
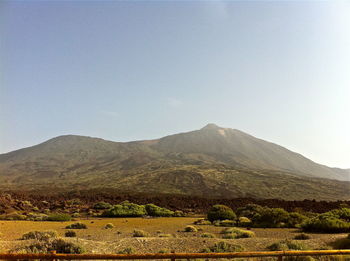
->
[1,1,349,168]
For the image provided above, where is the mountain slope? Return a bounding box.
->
[152,124,349,181]
[0,124,349,200]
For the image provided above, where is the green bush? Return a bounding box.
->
[301,214,350,233]
[184,225,197,232]
[294,233,311,240]
[93,202,113,210]
[102,202,146,217]
[65,223,87,229]
[328,208,350,221]
[21,230,58,241]
[47,213,72,222]
[145,204,174,217]
[201,242,245,253]
[104,223,114,229]
[12,238,84,254]
[268,240,309,251]
[65,230,77,237]
[207,205,236,222]
[133,229,149,237]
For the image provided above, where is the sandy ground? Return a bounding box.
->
[0,217,348,253]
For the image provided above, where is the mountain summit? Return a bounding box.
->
[0,124,349,200]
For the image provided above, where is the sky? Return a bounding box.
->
[0,0,349,168]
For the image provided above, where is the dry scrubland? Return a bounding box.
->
[0,217,348,254]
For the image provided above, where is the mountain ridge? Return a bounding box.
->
[0,124,349,200]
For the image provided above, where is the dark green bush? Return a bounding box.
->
[65,222,87,229]
[145,204,174,217]
[93,202,112,210]
[236,205,307,228]
[102,202,146,217]
[201,242,245,253]
[47,213,72,222]
[294,233,311,240]
[207,205,236,222]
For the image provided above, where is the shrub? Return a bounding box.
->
[202,242,245,253]
[21,230,58,241]
[184,225,197,232]
[65,231,77,237]
[328,208,350,221]
[93,202,112,210]
[158,249,170,253]
[268,240,309,251]
[104,223,114,229]
[13,238,84,254]
[173,210,185,217]
[65,223,87,229]
[220,228,255,238]
[47,213,71,222]
[301,214,350,233]
[145,204,174,217]
[237,217,252,227]
[27,213,49,221]
[219,220,236,227]
[207,205,236,222]
[194,219,212,225]
[133,229,149,237]
[102,202,146,217]
[118,247,135,254]
[294,233,311,240]
[201,233,216,238]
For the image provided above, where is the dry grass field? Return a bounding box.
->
[0,217,348,254]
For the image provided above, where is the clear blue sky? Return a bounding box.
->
[1,1,349,168]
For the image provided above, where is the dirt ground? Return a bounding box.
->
[0,217,348,253]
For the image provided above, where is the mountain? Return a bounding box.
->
[0,124,349,200]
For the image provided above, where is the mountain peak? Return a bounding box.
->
[201,123,221,130]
